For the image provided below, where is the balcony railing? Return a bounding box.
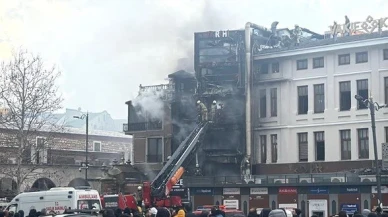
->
[183,173,388,186]
[123,121,163,132]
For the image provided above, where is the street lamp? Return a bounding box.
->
[74,112,89,180]
[354,95,386,207]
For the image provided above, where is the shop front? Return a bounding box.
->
[223,188,241,210]
[308,200,328,217]
[308,187,329,217]
[249,187,269,209]
[371,186,388,209]
[191,188,214,209]
[278,187,298,209]
[339,186,361,217]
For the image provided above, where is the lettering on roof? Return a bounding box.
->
[328,15,388,35]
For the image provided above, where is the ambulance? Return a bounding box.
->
[6,187,101,214]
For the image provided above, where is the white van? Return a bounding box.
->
[7,187,101,214]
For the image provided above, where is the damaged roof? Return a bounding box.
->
[168,70,195,79]
[257,31,388,55]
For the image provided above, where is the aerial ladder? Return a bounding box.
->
[142,121,209,207]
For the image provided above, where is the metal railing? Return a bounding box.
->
[183,174,388,186]
[123,121,163,132]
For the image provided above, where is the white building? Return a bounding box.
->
[252,33,388,166]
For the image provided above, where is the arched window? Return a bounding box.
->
[301,200,306,217]
[332,200,337,215]
[364,200,369,210]
[243,201,248,215]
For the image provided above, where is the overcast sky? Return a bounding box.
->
[0,0,387,119]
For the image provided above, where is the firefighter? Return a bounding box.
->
[210,100,217,122]
[196,100,208,122]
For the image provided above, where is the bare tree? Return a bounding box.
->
[0,49,63,193]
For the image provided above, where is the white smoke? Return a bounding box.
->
[131,88,167,120]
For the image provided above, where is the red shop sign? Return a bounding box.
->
[278,187,297,194]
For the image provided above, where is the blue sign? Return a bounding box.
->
[309,187,329,194]
[340,187,360,193]
[192,188,213,195]
[341,204,359,215]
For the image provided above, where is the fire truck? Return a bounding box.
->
[102,122,209,209]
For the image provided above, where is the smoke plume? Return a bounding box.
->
[131,88,167,120]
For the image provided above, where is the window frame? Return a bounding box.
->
[146,137,163,163]
[314,131,325,161]
[260,63,269,74]
[338,54,350,65]
[259,89,267,118]
[339,81,351,111]
[340,130,351,160]
[270,134,278,163]
[356,79,368,110]
[313,57,324,69]
[298,85,308,115]
[260,135,267,163]
[297,59,308,70]
[313,83,325,113]
[270,88,277,117]
[298,133,308,162]
[272,62,280,73]
[93,141,102,152]
[385,77,388,105]
[355,51,368,64]
[357,128,369,159]
[384,49,388,60]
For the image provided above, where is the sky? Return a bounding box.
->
[0,0,387,119]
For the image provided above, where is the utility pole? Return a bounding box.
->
[74,112,89,181]
[355,95,385,207]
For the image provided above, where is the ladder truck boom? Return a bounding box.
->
[142,122,209,207]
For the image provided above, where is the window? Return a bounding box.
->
[260,63,269,74]
[93,141,101,152]
[298,133,308,162]
[271,134,278,163]
[357,79,368,109]
[340,130,351,160]
[259,89,266,118]
[272,62,279,73]
[314,84,325,113]
[313,57,324,68]
[358,128,369,159]
[33,137,47,164]
[384,49,388,60]
[297,59,308,70]
[260,135,267,163]
[356,51,368,63]
[315,132,325,161]
[270,88,277,117]
[298,86,308,114]
[385,127,388,143]
[385,77,388,104]
[147,138,163,163]
[339,81,351,111]
[338,54,350,65]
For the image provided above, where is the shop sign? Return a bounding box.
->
[170,186,186,196]
[372,186,388,193]
[341,204,359,215]
[192,188,213,195]
[309,187,329,194]
[223,188,240,195]
[328,15,388,35]
[340,187,359,193]
[309,200,327,211]
[223,199,239,209]
[250,187,268,195]
[278,187,297,194]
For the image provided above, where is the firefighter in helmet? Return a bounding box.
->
[210,100,217,123]
[197,100,208,122]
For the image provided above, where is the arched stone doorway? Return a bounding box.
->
[30,178,56,191]
[68,178,90,188]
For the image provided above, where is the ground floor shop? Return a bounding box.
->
[189,185,388,216]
